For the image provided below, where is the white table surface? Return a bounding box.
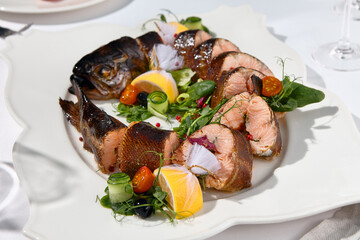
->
[0,0,359,239]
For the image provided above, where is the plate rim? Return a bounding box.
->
[3,5,360,240]
[0,0,106,14]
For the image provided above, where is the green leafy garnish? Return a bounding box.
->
[173,99,227,138]
[265,76,325,112]
[187,80,215,100]
[169,68,196,92]
[167,79,216,118]
[263,58,325,112]
[98,152,177,222]
[116,102,153,123]
[115,75,216,124]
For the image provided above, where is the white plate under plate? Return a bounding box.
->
[2,5,360,240]
[0,0,106,14]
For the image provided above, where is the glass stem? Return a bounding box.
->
[338,0,352,50]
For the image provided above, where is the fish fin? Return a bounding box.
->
[59,97,80,132]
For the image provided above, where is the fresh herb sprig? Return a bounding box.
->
[116,102,153,123]
[173,99,227,138]
[263,58,325,112]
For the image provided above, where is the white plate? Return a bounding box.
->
[2,5,360,240]
[0,0,105,14]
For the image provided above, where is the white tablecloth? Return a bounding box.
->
[1,0,359,239]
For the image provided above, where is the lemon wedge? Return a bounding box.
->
[131,70,178,103]
[168,22,189,34]
[154,166,203,219]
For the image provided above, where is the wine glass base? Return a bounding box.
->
[334,1,360,20]
[312,42,360,71]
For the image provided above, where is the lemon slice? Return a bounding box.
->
[168,22,189,34]
[131,70,178,103]
[154,166,203,219]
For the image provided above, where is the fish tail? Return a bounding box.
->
[59,97,80,132]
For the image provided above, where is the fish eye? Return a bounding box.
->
[99,67,111,78]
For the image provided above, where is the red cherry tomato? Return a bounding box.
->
[120,85,139,105]
[262,76,283,97]
[132,166,155,194]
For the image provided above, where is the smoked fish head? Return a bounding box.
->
[69,35,156,100]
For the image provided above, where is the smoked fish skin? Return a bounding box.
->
[193,38,240,79]
[119,121,180,178]
[174,29,212,69]
[60,82,127,174]
[211,67,265,108]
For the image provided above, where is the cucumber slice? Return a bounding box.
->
[147,91,169,119]
[107,173,133,204]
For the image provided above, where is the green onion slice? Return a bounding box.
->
[147,91,169,119]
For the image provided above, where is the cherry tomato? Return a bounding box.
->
[132,166,155,194]
[120,85,139,105]
[261,76,283,97]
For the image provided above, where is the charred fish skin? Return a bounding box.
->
[70,35,151,100]
[192,38,217,79]
[174,29,212,69]
[222,127,252,191]
[174,30,198,68]
[119,121,180,178]
[250,74,263,96]
[77,82,127,173]
[207,51,274,82]
[59,98,80,132]
[211,67,265,108]
[269,109,282,156]
[60,81,127,173]
[136,31,163,60]
[193,38,240,79]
